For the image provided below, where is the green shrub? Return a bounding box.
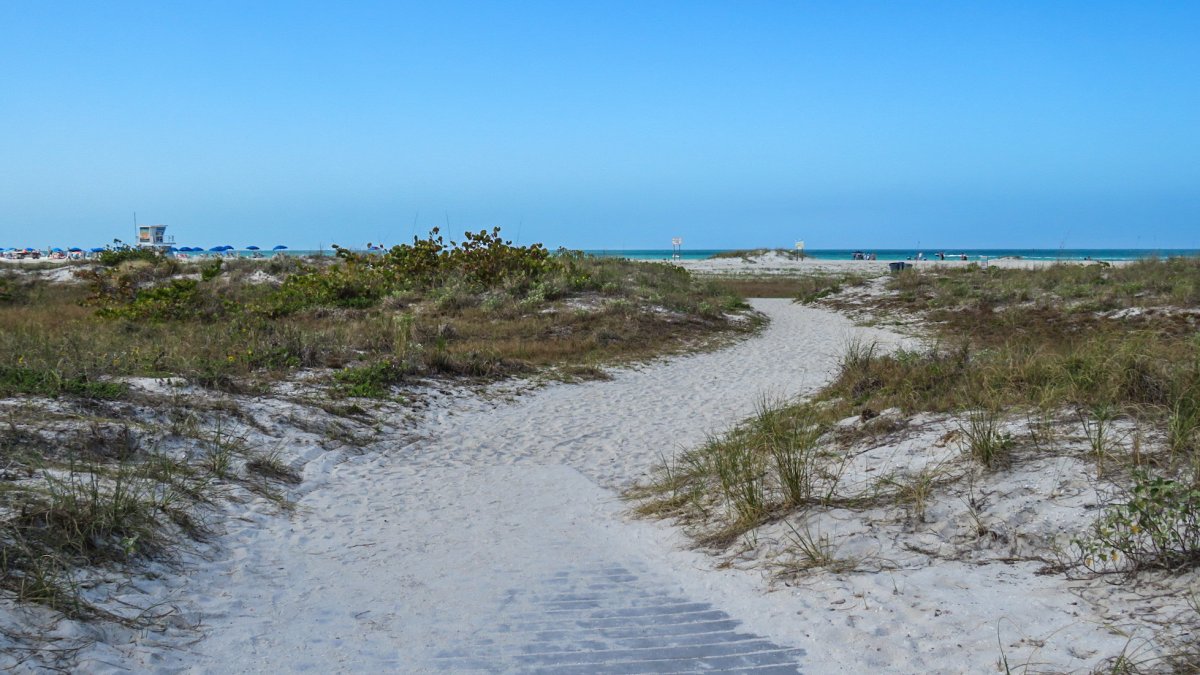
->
[260,228,558,316]
[1076,471,1200,575]
[0,366,125,399]
[96,278,206,321]
[95,247,164,267]
[200,259,223,281]
[335,360,410,398]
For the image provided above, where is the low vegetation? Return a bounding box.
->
[633,257,1200,669]
[4,229,749,400]
[0,229,753,629]
[713,272,869,301]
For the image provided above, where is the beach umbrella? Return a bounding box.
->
[50,247,63,252]
[68,247,83,252]
[246,245,260,250]
[272,245,288,250]
[90,247,105,253]
[208,246,224,252]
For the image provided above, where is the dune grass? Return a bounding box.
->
[634,258,1200,573]
[0,237,750,400]
[713,272,870,301]
[1,233,754,621]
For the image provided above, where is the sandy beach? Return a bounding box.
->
[1,291,1180,673]
[673,251,1127,276]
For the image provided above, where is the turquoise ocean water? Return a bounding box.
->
[580,248,1200,262]
[216,248,1198,262]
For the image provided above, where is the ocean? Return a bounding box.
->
[227,247,1199,262]
[580,248,1200,262]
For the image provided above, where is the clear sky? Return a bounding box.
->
[2,1,1198,250]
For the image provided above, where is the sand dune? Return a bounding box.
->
[18,298,1164,673]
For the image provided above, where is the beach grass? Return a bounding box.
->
[0,232,755,618]
[633,258,1200,577]
[0,236,751,399]
[713,272,870,301]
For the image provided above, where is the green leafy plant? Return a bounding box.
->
[335,360,411,398]
[95,246,164,267]
[1075,471,1200,575]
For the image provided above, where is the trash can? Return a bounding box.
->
[889,262,909,273]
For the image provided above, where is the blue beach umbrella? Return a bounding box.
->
[68,247,83,252]
[90,247,105,253]
[50,247,63,252]
[246,245,260,250]
[208,246,224,252]
[272,245,288,250]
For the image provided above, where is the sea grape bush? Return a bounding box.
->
[355,226,554,288]
[78,227,740,331]
[1075,470,1200,575]
[82,228,562,320]
[267,227,555,315]
[95,246,165,267]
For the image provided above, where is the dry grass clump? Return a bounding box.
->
[0,443,203,618]
[711,272,870,301]
[632,396,852,548]
[0,398,307,621]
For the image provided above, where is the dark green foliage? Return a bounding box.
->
[1077,471,1200,574]
[0,365,125,399]
[265,227,556,316]
[95,247,165,267]
[97,279,204,321]
[334,360,411,398]
[199,259,223,281]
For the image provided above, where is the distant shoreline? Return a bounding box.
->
[3,247,1195,266]
[584,247,1200,262]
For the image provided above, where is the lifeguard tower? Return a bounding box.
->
[136,224,174,249]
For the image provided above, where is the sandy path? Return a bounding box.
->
[113,300,906,673]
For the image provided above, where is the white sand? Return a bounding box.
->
[673,251,1125,276]
[3,298,1179,673]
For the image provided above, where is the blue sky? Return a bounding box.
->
[2,1,1197,250]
